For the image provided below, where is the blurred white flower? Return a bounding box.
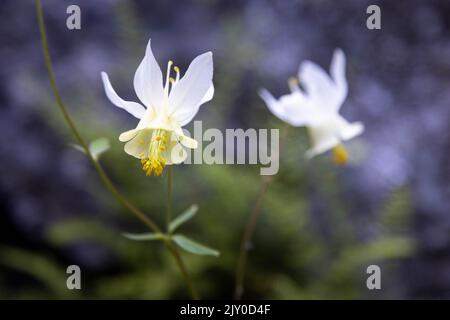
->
[101,39,214,176]
[260,49,364,165]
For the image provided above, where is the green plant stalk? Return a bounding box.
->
[164,240,199,300]
[35,0,197,299]
[164,166,199,299]
[233,124,290,299]
[233,176,273,300]
[166,167,173,231]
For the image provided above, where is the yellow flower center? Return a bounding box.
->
[141,129,168,176]
[332,143,348,166]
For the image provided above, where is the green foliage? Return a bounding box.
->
[71,137,110,160]
[169,205,198,234]
[89,138,110,160]
[0,246,79,299]
[172,235,220,257]
[122,232,164,241]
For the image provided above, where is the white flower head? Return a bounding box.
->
[101,39,214,176]
[259,49,364,165]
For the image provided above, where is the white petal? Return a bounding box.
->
[133,39,165,111]
[165,138,188,165]
[298,60,334,104]
[298,52,346,112]
[171,122,198,149]
[172,83,215,126]
[123,129,151,159]
[200,83,214,105]
[305,114,363,158]
[259,89,318,127]
[168,52,213,126]
[306,123,340,158]
[259,89,289,123]
[101,72,146,119]
[119,128,139,142]
[119,109,157,142]
[278,92,321,126]
[330,49,348,111]
[336,116,364,141]
[175,133,198,149]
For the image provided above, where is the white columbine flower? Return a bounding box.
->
[101,39,214,176]
[259,49,363,165]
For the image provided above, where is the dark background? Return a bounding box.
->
[0,0,449,299]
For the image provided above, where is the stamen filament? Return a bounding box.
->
[174,66,180,82]
[164,60,174,96]
[141,129,168,176]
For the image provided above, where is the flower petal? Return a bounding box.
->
[123,129,151,159]
[298,59,334,104]
[101,72,146,119]
[170,122,198,149]
[329,49,348,111]
[119,128,139,142]
[133,39,165,111]
[305,123,340,158]
[176,133,198,149]
[259,89,288,122]
[336,116,364,141]
[171,83,215,126]
[200,83,214,105]
[165,137,188,165]
[259,89,318,127]
[168,52,213,126]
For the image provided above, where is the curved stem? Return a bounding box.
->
[165,167,199,299]
[165,241,199,300]
[35,0,197,299]
[233,124,289,299]
[233,176,273,299]
[166,167,173,231]
[36,0,160,234]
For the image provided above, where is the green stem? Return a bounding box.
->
[165,240,199,300]
[233,124,289,299]
[35,0,197,299]
[166,167,173,231]
[233,176,273,299]
[164,167,199,299]
[35,0,160,234]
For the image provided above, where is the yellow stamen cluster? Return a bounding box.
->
[332,143,348,166]
[141,129,168,176]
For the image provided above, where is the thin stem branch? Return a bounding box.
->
[36,0,160,234]
[233,176,273,300]
[166,167,173,231]
[35,0,198,299]
[164,167,199,299]
[165,241,199,300]
[233,124,289,299]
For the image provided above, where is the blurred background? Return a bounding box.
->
[1,0,449,299]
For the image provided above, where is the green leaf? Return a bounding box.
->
[121,232,164,241]
[172,234,219,257]
[169,204,198,233]
[70,143,86,154]
[89,138,110,160]
[70,138,110,160]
